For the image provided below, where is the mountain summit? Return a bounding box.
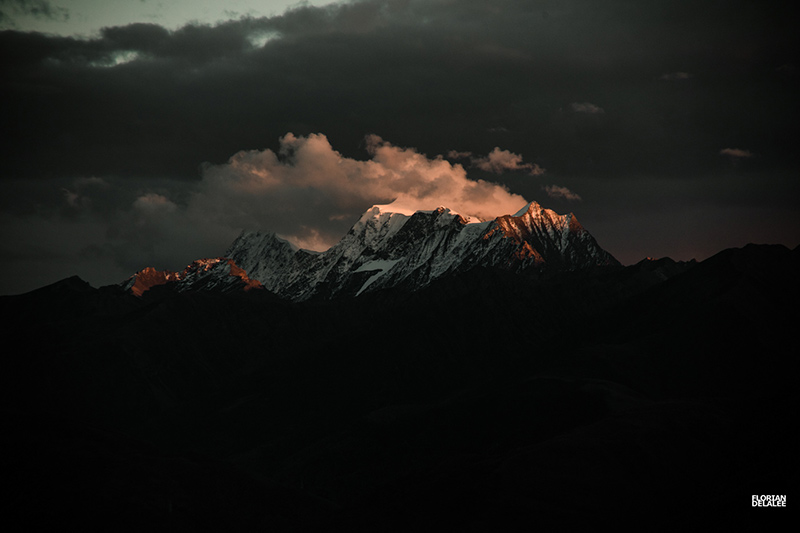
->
[223,201,618,301]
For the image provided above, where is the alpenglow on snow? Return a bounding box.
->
[123,201,619,300]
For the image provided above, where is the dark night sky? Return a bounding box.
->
[1,0,798,294]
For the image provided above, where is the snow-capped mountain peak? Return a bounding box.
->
[222,202,618,300]
[122,202,619,300]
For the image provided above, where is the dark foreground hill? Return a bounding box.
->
[1,244,797,529]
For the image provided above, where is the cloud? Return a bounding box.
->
[133,193,177,214]
[0,0,68,24]
[719,148,754,158]
[570,102,605,114]
[469,147,545,176]
[447,150,472,160]
[1,1,795,183]
[543,185,582,201]
[660,72,692,81]
[191,133,529,249]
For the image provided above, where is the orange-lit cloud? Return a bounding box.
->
[192,133,529,249]
[719,148,754,158]
[469,147,545,176]
[543,184,582,201]
[133,193,178,213]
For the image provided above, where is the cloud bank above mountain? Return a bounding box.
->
[0,134,537,291]
[193,133,531,250]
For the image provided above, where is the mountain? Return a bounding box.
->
[2,243,796,530]
[8,196,796,529]
[123,257,262,296]
[223,201,619,301]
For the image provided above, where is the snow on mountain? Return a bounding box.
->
[224,232,301,293]
[221,201,619,301]
[122,201,617,299]
[123,257,262,296]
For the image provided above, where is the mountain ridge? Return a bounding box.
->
[197,201,618,301]
[122,257,263,297]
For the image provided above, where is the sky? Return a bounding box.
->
[1,0,798,294]
[0,1,333,35]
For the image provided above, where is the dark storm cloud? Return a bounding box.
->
[1,0,799,293]
[2,0,796,179]
[0,0,68,25]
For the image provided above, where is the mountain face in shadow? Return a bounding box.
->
[2,236,796,528]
